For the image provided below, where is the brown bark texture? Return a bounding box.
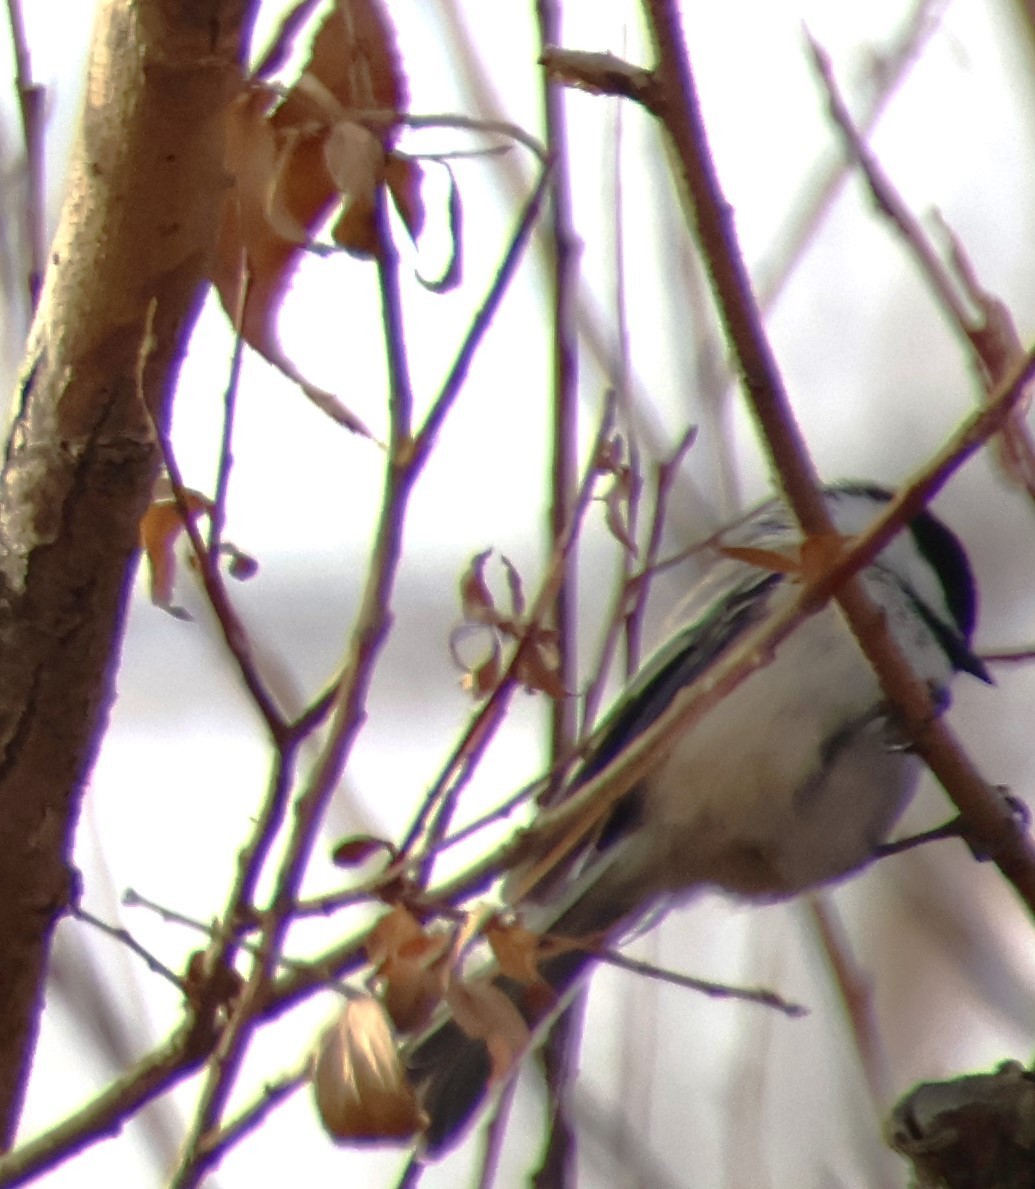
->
[0,0,253,1145]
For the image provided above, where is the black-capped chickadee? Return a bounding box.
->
[407,482,990,1154]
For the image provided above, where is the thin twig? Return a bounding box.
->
[194,1061,311,1164]
[402,393,616,865]
[809,37,1035,505]
[412,160,552,465]
[5,0,44,310]
[594,946,806,1017]
[805,896,891,1104]
[168,194,418,1187]
[536,5,583,1172]
[0,1023,211,1188]
[209,264,250,552]
[537,0,581,778]
[805,32,973,331]
[72,907,184,992]
[984,646,1035,665]
[757,0,949,307]
[581,424,697,734]
[137,304,288,742]
[476,1074,519,1189]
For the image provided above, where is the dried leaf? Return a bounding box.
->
[332,835,396,867]
[366,908,451,1031]
[139,488,212,618]
[719,543,804,576]
[514,631,567,699]
[365,906,425,966]
[386,155,426,242]
[449,621,501,698]
[312,996,424,1142]
[415,160,462,293]
[446,977,531,1084]
[325,121,386,257]
[280,0,408,123]
[602,470,638,557]
[212,0,414,432]
[595,433,625,475]
[459,549,499,625]
[212,89,375,436]
[463,646,503,699]
[500,555,525,618]
[485,920,544,985]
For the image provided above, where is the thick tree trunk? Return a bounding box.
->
[0,0,254,1143]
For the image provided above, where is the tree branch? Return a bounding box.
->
[0,0,256,1143]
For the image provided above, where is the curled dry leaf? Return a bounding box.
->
[464,643,503,699]
[500,554,525,618]
[331,834,397,868]
[594,432,625,475]
[414,159,461,293]
[940,218,1035,495]
[602,469,638,557]
[485,919,544,985]
[449,621,502,699]
[446,977,531,1085]
[212,0,419,433]
[139,488,212,619]
[512,628,567,699]
[459,548,499,625]
[313,995,425,1143]
[453,550,567,700]
[365,907,452,1031]
[594,433,639,555]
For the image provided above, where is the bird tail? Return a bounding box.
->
[404,936,598,1157]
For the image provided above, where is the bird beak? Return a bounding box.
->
[958,643,993,685]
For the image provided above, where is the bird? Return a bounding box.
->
[405,482,990,1155]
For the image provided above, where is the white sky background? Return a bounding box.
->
[6,1,1035,1186]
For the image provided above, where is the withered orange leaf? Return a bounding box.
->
[325,122,385,257]
[446,977,530,1085]
[365,907,451,1032]
[514,631,567,700]
[312,996,425,1142]
[485,920,544,985]
[385,155,426,243]
[277,0,408,125]
[365,905,425,966]
[139,489,212,619]
[212,87,375,436]
[213,0,415,434]
[462,645,503,699]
